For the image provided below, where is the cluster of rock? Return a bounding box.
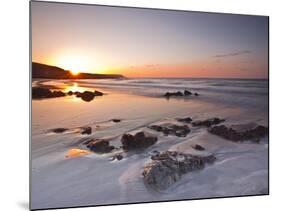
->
[177,117,193,123]
[192,118,225,127]
[32,87,65,99]
[164,90,199,98]
[148,123,190,137]
[69,90,103,102]
[143,151,216,190]
[83,138,115,153]
[208,124,269,142]
[32,87,104,102]
[121,132,158,151]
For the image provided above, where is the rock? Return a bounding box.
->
[51,128,68,133]
[112,119,121,123]
[74,91,81,97]
[208,124,268,142]
[148,123,190,137]
[111,154,123,161]
[32,87,66,99]
[79,91,96,102]
[192,118,225,127]
[80,126,92,135]
[184,90,192,96]
[32,87,52,98]
[121,132,158,150]
[192,144,205,151]
[84,139,115,153]
[194,93,199,96]
[143,151,216,190]
[94,90,103,96]
[164,91,184,98]
[52,91,66,97]
[68,91,73,95]
[177,117,193,123]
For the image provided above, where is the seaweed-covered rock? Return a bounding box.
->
[148,123,190,137]
[143,151,216,190]
[192,118,225,127]
[121,132,157,150]
[208,124,268,142]
[84,139,115,153]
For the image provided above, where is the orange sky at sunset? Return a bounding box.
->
[32,2,268,79]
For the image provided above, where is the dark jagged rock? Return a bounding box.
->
[112,119,121,123]
[164,91,184,98]
[32,87,66,99]
[51,128,68,133]
[121,132,157,150]
[192,118,225,127]
[143,151,216,190]
[94,90,103,96]
[32,87,52,98]
[74,90,104,102]
[80,91,96,102]
[148,123,190,137]
[192,144,205,151]
[208,124,269,142]
[110,154,123,161]
[80,126,92,135]
[84,139,115,153]
[177,117,193,123]
[52,91,66,97]
[184,90,192,96]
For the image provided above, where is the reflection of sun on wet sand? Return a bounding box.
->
[65,148,91,158]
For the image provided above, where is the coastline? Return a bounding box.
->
[31,78,268,209]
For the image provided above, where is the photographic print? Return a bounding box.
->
[31,1,269,210]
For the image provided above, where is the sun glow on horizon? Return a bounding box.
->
[53,54,93,74]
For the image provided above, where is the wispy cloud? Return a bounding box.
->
[213,50,251,58]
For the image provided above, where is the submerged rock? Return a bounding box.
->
[208,124,269,142]
[192,144,205,151]
[143,151,216,190]
[177,117,193,123]
[121,132,157,150]
[84,139,115,153]
[148,123,190,137]
[192,118,225,127]
[110,154,123,161]
[194,93,199,96]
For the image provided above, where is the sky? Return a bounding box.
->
[31,1,268,78]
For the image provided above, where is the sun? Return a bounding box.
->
[55,54,91,74]
[70,69,80,75]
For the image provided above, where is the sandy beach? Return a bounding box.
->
[31,78,268,209]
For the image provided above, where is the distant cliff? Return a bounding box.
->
[32,62,125,79]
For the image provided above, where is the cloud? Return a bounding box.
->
[213,50,251,58]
